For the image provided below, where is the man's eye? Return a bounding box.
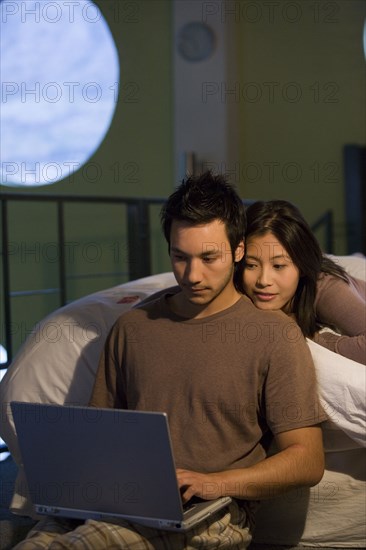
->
[203,257,215,263]
[173,255,185,261]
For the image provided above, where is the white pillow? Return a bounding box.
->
[327,253,366,280]
[307,338,365,449]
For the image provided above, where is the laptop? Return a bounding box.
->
[11,402,231,531]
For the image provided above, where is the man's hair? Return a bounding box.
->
[160,171,246,258]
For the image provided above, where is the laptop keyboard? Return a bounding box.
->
[183,496,206,514]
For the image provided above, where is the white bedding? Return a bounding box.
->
[0,257,365,545]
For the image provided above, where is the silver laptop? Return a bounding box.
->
[11,402,231,531]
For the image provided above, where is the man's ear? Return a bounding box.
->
[235,240,245,262]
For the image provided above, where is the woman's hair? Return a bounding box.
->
[237,200,348,337]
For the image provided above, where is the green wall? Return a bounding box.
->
[234,0,365,252]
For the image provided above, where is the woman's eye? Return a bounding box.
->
[244,262,257,269]
[273,264,286,270]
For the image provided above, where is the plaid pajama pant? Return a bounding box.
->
[12,501,254,549]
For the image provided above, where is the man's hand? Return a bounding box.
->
[176,469,223,503]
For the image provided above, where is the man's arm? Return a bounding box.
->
[177,425,324,502]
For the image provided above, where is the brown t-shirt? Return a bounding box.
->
[90,294,326,473]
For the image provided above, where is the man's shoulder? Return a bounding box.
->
[114,288,179,324]
[235,296,295,324]
[220,297,307,352]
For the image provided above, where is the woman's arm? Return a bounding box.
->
[314,275,366,364]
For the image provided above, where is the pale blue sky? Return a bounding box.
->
[0,0,119,186]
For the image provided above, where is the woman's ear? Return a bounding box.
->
[235,240,245,262]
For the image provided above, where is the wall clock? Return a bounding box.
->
[177,22,216,62]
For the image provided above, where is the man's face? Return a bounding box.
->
[169,219,244,318]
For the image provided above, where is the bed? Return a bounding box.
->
[0,256,365,547]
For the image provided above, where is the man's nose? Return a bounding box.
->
[185,259,202,284]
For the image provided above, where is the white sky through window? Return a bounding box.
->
[0,0,120,186]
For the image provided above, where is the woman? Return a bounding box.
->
[238,200,365,365]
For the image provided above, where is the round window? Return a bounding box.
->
[0,0,119,187]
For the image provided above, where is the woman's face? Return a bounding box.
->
[243,231,300,313]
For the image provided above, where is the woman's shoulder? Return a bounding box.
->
[316,271,343,288]
[317,270,339,281]
[316,271,366,300]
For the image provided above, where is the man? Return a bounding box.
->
[15,172,326,549]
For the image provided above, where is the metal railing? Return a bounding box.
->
[0,192,166,368]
